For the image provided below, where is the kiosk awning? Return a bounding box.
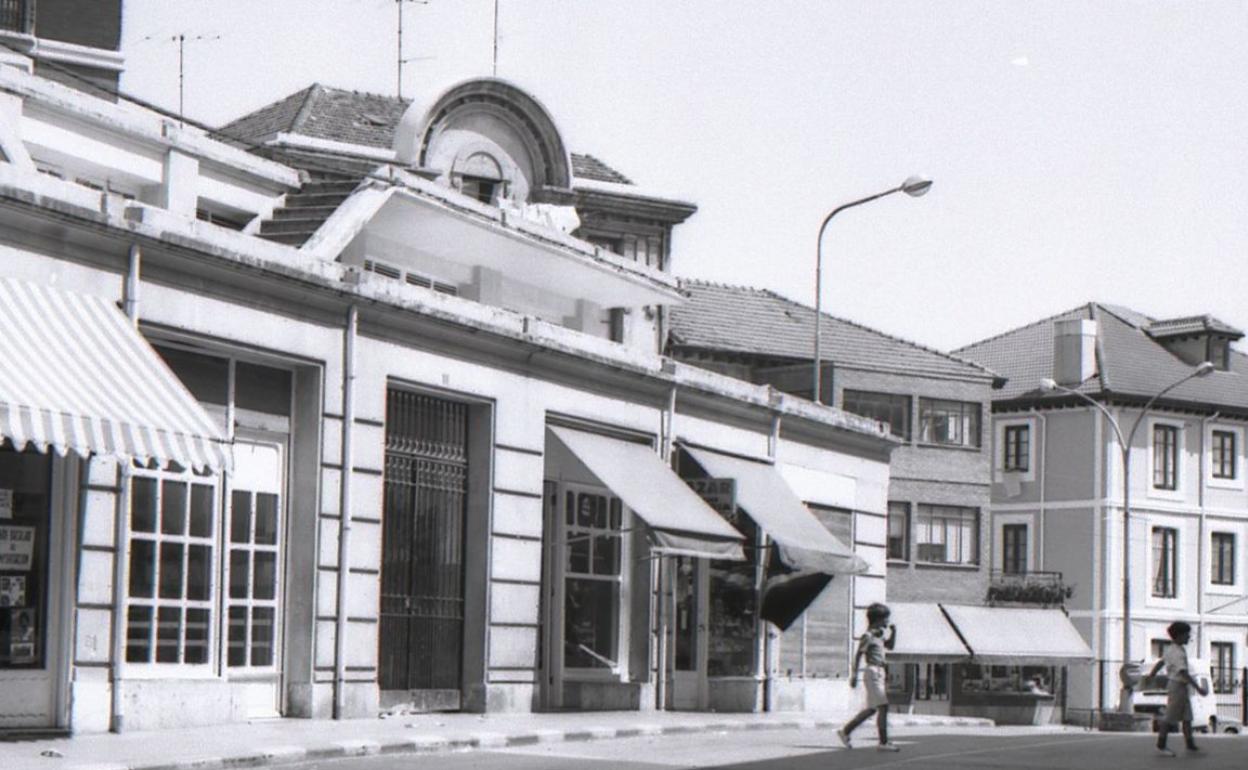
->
[940,605,1093,665]
[682,446,868,575]
[548,427,745,561]
[0,278,229,471]
[886,602,971,662]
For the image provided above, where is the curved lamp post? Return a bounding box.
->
[813,176,932,403]
[1039,360,1215,713]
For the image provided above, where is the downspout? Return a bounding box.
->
[1030,409,1047,570]
[1196,412,1220,650]
[111,243,141,732]
[763,408,782,711]
[655,384,677,710]
[333,305,358,720]
[1092,406,1105,712]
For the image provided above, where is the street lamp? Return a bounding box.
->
[1039,360,1215,714]
[813,176,932,403]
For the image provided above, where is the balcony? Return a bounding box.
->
[986,570,1073,607]
[0,1,33,34]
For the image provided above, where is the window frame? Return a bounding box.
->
[1210,641,1236,695]
[1001,523,1029,575]
[1002,424,1030,473]
[1150,525,1179,600]
[1149,421,1181,493]
[887,501,910,562]
[918,398,982,449]
[1207,424,1245,490]
[913,504,979,566]
[842,390,912,441]
[559,482,629,678]
[1209,531,1237,588]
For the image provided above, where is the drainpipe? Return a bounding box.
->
[1196,412,1219,650]
[110,243,142,732]
[333,305,358,720]
[1030,409,1047,570]
[763,406,781,709]
[655,384,676,710]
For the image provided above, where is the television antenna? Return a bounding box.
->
[140,32,221,118]
[396,0,434,99]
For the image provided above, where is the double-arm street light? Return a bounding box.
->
[813,176,932,403]
[1039,361,1215,713]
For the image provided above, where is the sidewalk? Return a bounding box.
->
[0,710,994,770]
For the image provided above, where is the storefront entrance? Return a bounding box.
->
[379,390,468,711]
[0,448,67,729]
[670,556,708,710]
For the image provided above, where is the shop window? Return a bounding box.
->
[918,398,981,448]
[843,390,911,440]
[887,501,909,561]
[1211,642,1236,694]
[0,448,51,670]
[914,504,978,565]
[1152,424,1179,490]
[226,442,283,669]
[126,460,218,665]
[563,488,623,670]
[1211,532,1235,586]
[707,507,760,677]
[916,662,949,701]
[1151,526,1178,598]
[962,664,1054,695]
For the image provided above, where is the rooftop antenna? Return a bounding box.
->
[493,0,499,76]
[396,0,431,99]
[140,32,221,118]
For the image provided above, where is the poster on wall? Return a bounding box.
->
[0,525,35,570]
[0,575,25,606]
[0,489,12,520]
[9,608,36,663]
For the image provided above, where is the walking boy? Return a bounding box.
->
[837,603,899,752]
[1147,621,1208,757]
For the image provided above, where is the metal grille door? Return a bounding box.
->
[379,391,468,703]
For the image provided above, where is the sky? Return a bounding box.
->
[119,0,1248,353]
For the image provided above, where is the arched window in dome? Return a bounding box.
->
[452,152,506,205]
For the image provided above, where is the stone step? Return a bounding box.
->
[272,204,339,220]
[256,231,311,246]
[259,217,323,235]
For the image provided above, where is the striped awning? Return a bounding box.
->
[0,278,229,471]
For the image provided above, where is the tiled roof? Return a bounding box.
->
[955,302,1248,411]
[219,84,633,185]
[667,281,999,381]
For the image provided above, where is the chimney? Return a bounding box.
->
[1053,318,1098,386]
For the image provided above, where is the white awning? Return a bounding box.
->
[940,605,1093,665]
[886,602,971,662]
[548,427,745,561]
[0,278,229,471]
[682,446,868,575]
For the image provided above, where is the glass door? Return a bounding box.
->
[670,556,708,709]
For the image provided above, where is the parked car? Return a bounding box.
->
[1134,657,1237,733]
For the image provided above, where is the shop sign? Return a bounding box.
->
[688,477,736,520]
[0,488,11,519]
[0,525,35,570]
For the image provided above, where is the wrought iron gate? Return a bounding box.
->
[379,390,468,705]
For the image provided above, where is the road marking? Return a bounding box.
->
[866,734,1135,768]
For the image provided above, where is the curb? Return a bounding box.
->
[65,715,996,770]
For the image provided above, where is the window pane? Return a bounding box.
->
[234,361,292,417]
[231,490,252,543]
[186,545,211,601]
[227,606,247,667]
[887,502,908,560]
[156,606,181,663]
[255,493,279,545]
[592,534,619,576]
[576,494,594,526]
[125,605,153,663]
[131,477,158,532]
[128,539,156,598]
[230,550,250,600]
[563,578,617,668]
[159,542,184,599]
[567,537,590,574]
[254,552,277,600]
[251,606,275,667]
[184,608,210,664]
[161,480,187,535]
[189,484,214,538]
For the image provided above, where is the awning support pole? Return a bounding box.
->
[111,246,140,731]
[655,385,677,711]
[333,305,358,720]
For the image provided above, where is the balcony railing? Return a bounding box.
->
[986,570,1073,607]
[0,0,33,34]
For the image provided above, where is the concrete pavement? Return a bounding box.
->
[0,710,992,770]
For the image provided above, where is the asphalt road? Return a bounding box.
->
[287,727,1248,770]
